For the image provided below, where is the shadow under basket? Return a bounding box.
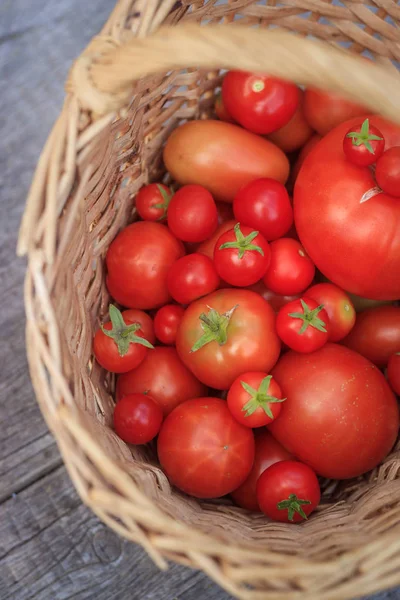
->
[18,1,400,598]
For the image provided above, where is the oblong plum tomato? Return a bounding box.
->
[303,88,367,136]
[343,118,384,167]
[388,353,400,395]
[114,393,163,444]
[167,253,220,305]
[154,304,185,345]
[116,346,207,416]
[157,397,255,498]
[197,220,236,260]
[231,430,293,511]
[135,183,172,222]
[267,90,314,153]
[375,146,400,197]
[306,283,356,342]
[106,221,185,309]
[167,184,218,243]
[227,372,285,428]
[276,297,330,353]
[263,238,315,295]
[233,178,293,241]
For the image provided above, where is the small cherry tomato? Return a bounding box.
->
[276,297,330,353]
[267,90,314,153]
[227,372,285,428]
[233,178,293,241]
[306,283,356,342]
[343,118,384,167]
[303,88,367,136]
[114,393,163,444]
[167,184,218,243]
[154,304,185,345]
[197,220,236,260]
[263,238,315,295]
[387,353,400,395]
[119,309,156,345]
[214,223,270,286]
[222,71,300,135]
[93,305,154,373]
[256,460,320,523]
[135,183,173,221]
[167,253,220,305]
[214,92,234,123]
[375,146,400,197]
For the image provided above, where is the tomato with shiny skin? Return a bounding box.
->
[135,183,172,222]
[342,305,400,367]
[276,297,330,353]
[257,461,320,523]
[247,280,300,313]
[154,304,185,345]
[267,90,314,153]
[306,283,356,342]
[291,134,322,183]
[116,346,207,416]
[263,238,315,295]
[114,393,163,444]
[270,344,399,479]
[157,397,255,499]
[167,184,218,243]
[231,430,293,511]
[388,353,400,395]
[197,220,236,260]
[303,88,367,136]
[222,71,299,135]
[176,289,281,390]
[117,308,155,345]
[167,253,220,305]
[343,118,384,167]
[233,178,293,241]
[106,221,185,309]
[227,372,285,428]
[375,146,400,197]
[214,92,234,123]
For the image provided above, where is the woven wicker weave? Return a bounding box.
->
[18,1,400,598]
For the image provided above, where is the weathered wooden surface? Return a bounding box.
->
[0,1,398,598]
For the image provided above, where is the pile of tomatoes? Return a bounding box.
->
[94,70,400,524]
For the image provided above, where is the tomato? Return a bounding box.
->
[176,289,281,390]
[347,292,393,313]
[154,304,185,345]
[214,92,234,123]
[216,202,234,225]
[388,353,400,395]
[222,71,299,135]
[157,397,255,498]
[106,221,185,309]
[164,120,290,203]
[231,430,293,511]
[291,134,322,183]
[375,146,400,197]
[214,224,270,287]
[343,118,384,167]
[303,88,367,136]
[117,308,155,345]
[93,305,153,373]
[270,344,399,479]
[114,393,163,444]
[294,115,400,300]
[197,220,236,260]
[306,283,356,342]
[247,280,300,313]
[263,238,315,295]
[167,184,218,243]
[233,178,293,241]
[167,253,220,305]
[257,461,320,523]
[227,372,285,428]
[116,346,207,416]
[342,305,400,367]
[276,297,329,353]
[267,90,314,153]
[135,183,172,222]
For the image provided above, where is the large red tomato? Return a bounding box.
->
[269,344,399,479]
[157,397,255,498]
[176,289,281,390]
[295,116,400,300]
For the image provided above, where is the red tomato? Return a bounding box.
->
[93,305,153,373]
[388,353,400,395]
[291,134,322,183]
[214,92,234,123]
[114,393,163,444]
[176,289,281,390]
[303,88,367,136]
[167,253,220,305]
[247,280,300,313]
[306,283,356,342]
[375,146,400,197]
[231,430,293,511]
[117,309,155,345]
[233,178,293,241]
[222,71,299,135]
[216,202,234,225]
[135,183,172,222]
[342,305,400,367]
[263,238,315,295]
[214,224,270,287]
[154,304,185,345]
[157,397,255,498]
[294,116,400,300]
[276,297,329,353]
[343,118,384,167]
[197,220,236,260]
[106,221,185,309]
[227,372,285,428]
[257,461,320,523]
[167,184,218,243]
[270,344,399,479]
[116,346,207,416]
[267,90,314,153]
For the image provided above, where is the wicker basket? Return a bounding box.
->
[18,1,400,598]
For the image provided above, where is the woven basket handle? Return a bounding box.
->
[70,23,400,121]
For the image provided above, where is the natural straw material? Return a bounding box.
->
[18,1,400,598]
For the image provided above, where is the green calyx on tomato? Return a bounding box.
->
[277,493,311,522]
[152,184,173,218]
[101,304,154,356]
[288,299,327,335]
[241,375,286,419]
[219,223,264,259]
[346,118,383,155]
[190,305,238,353]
